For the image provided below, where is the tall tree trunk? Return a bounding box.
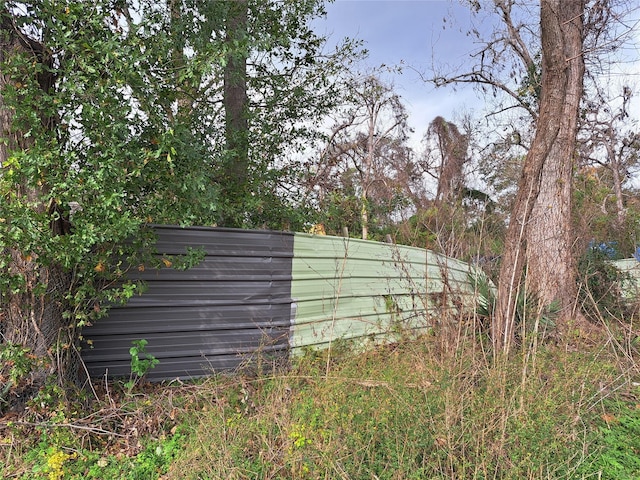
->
[168,0,191,120]
[221,0,249,227]
[605,142,627,226]
[494,0,585,353]
[361,115,376,240]
[1,11,73,401]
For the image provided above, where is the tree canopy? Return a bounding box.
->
[0,0,360,398]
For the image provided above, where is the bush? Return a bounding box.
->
[578,247,633,322]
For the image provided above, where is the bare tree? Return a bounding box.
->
[427,0,640,351]
[579,86,639,227]
[432,1,541,121]
[318,75,410,239]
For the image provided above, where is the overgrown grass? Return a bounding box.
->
[2,325,640,479]
[163,335,639,479]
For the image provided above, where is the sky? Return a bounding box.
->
[313,0,640,149]
[313,0,494,147]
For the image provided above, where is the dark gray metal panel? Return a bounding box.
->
[81,226,294,381]
[84,352,281,381]
[84,305,291,335]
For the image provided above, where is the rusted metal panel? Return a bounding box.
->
[81,226,294,381]
[289,233,479,351]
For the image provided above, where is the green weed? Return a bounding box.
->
[4,329,640,479]
[16,426,184,479]
[165,337,630,479]
[575,395,640,479]
[124,339,159,393]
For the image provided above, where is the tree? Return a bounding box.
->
[0,0,359,405]
[423,116,470,205]
[221,0,249,227]
[315,74,411,239]
[426,1,639,351]
[432,1,541,121]
[579,86,639,228]
[124,0,358,229]
[494,0,586,352]
[0,3,171,399]
[0,6,68,389]
[396,115,501,260]
[213,0,357,228]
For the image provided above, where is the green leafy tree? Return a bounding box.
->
[141,0,359,229]
[0,2,211,397]
[0,0,359,402]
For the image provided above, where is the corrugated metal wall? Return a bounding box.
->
[612,258,640,299]
[81,226,295,381]
[81,227,480,381]
[290,234,478,351]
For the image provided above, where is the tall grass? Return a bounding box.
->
[2,317,639,479]
[164,321,638,479]
[3,255,640,479]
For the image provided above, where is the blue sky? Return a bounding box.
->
[314,0,488,146]
[314,0,640,150]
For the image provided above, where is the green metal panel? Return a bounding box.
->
[612,258,640,299]
[290,233,480,351]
